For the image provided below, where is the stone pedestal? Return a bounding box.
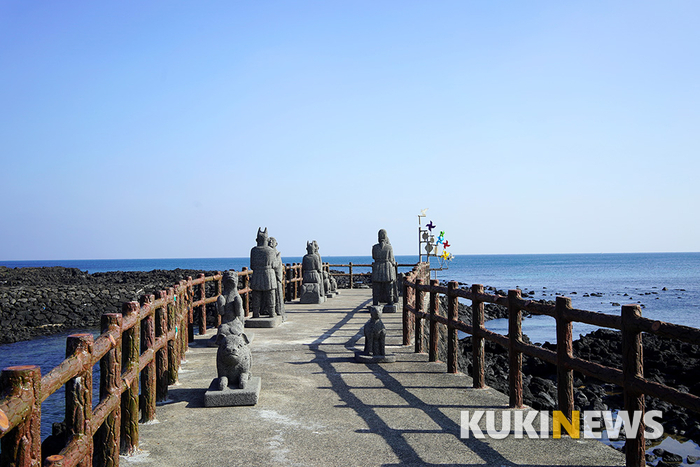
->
[245,316,282,328]
[300,283,325,304]
[204,377,261,407]
[382,304,398,314]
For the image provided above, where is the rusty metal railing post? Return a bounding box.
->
[471,284,485,388]
[95,313,122,467]
[215,273,223,328]
[556,296,574,422]
[65,333,95,466]
[447,281,459,373]
[140,294,156,423]
[622,304,645,467]
[429,279,440,362]
[402,277,411,346]
[178,280,189,354]
[241,268,250,318]
[197,273,206,335]
[349,262,354,289]
[285,264,292,302]
[414,278,425,353]
[0,365,42,467]
[507,289,524,408]
[121,301,140,456]
[167,288,179,385]
[155,290,169,403]
[186,277,195,343]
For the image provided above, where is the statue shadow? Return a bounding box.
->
[291,297,623,467]
[163,387,208,409]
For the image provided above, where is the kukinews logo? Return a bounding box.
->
[460,410,663,439]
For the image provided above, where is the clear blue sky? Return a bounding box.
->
[1,1,698,260]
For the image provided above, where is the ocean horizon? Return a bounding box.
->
[2,252,699,341]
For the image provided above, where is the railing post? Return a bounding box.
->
[241,268,250,318]
[95,313,122,467]
[414,278,425,353]
[215,273,223,328]
[197,273,206,335]
[447,281,459,374]
[0,365,42,467]
[140,295,156,423]
[155,290,169,403]
[429,279,440,362]
[508,289,523,408]
[186,277,194,343]
[556,296,574,422]
[178,280,189,353]
[402,277,411,346]
[349,262,354,289]
[121,301,140,456]
[622,304,645,467]
[65,333,94,466]
[285,264,292,302]
[167,288,181,385]
[471,284,485,388]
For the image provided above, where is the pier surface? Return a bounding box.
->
[128,289,624,466]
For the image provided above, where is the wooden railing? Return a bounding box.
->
[0,262,312,466]
[328,262,417,289]
[401,263,700,467]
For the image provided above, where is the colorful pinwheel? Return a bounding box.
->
[427,221,435,231]
[443,240,450,248]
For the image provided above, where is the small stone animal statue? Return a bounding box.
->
[364,306,387,356]
[216,331,252,390]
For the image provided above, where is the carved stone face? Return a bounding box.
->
[378,229,388,243]
[268,237,278,249]
[223,270,238,290]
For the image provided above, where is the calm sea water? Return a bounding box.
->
[1,253,699,441]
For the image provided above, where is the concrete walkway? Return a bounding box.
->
[126,289,625,467]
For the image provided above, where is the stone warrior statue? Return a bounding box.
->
[371,229,397,306]
[313,240,336,298]
[300,241,325,304]
[268,237,286,321]
[250,227,277,318]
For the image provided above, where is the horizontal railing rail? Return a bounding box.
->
[0,261,314,466]
[401,263,700,467]
[328,262,417,289]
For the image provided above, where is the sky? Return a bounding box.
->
[1,1,699,260]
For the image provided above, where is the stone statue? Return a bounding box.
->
[355,305,396,363]
[205,272,261,405]
[364,306,386,356]
[371,229,397,307]
[209,270,245,346]
[313,240,335,298]
[268,237,286,321]
[324,269,338,295]
[215,330,251,390]
[250,227,277,318]
[300,241,325,304]
[216,270,245,335]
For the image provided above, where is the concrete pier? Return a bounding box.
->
[126,289,624,466]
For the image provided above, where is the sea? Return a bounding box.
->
[1,252,699,446]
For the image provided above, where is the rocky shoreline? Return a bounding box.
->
[0,266,219,344]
